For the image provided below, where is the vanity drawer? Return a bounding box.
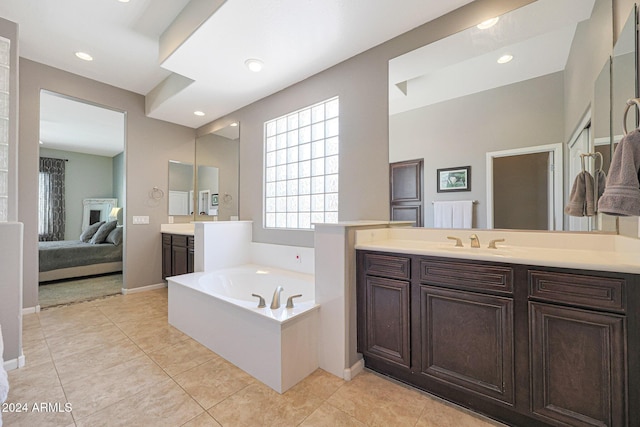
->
[419,259,513,294]
[187,236,194,249]
[363,253,411,280]
[162,234,171,245]
[171,234,189,248]
[529,270,625,313]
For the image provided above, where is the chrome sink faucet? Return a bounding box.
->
[469,234,480,248]
[270,286,284,309]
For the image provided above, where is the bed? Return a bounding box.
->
[38,221,123,282]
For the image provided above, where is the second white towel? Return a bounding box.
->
[433,200,473,228]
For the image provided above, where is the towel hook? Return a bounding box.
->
[623,98,640,135]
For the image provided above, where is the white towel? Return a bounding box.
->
[433,201,473,228]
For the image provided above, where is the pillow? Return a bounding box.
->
[80,221,104,242]
[105,226,123,246]
[90,220,118,244]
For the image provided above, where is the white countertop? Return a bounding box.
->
[355,228,640,274]
[160,223,195,235]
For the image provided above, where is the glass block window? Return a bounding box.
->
[264,97,339,229]
[0,36,10,222]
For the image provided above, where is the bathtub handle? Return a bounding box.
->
[286,294,303,309]
[251,294,266,308]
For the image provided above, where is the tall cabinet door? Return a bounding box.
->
[390,159,423,226]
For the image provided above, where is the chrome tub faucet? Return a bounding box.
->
[270,286,284,309]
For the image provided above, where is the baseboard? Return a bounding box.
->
[22,305,41,315]
[4,353,26,371]
[343,358,364,381]
[121,282,167,295]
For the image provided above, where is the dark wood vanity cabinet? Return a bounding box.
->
[528,270,627,427]
[356,250,640,427]
[162,233,194,279]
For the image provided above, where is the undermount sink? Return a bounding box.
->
[437,245,510,256]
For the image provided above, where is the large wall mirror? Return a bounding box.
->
[195,122,240,221]
[388,0,631,232]
[168,122,240,220]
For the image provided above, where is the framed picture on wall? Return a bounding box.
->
[437,166,470,192]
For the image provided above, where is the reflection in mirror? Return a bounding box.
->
[168,160,194,216]
[197,165,219,215]
[389,0,614,231]
[612,5,638,143]
[195,123,239,221]
[39,90,126,239]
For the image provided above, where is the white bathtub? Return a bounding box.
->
[168,264,319,393]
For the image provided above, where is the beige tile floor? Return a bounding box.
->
[5,288,506,426]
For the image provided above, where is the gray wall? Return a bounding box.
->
[390,72,565,228]
[40,148,115,240]
[19,59,195,309]
[564,0,613,142]
[197,0,536,247]
[615,0,637,42]
[169,162,194,192]
[0,16,20,364]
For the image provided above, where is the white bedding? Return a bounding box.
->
[0,325,8,427]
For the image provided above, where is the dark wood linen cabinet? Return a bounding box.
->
[356,249,640,427]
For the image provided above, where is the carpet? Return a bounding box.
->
[39,273,123,308]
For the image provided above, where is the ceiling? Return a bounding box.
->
[39,91,125,157]
[389,0,596,115]
[0,0,476,135]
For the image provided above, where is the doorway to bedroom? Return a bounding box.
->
[37,90,126,308]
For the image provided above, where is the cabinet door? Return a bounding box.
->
[529,302,626,427]
[187,236,195,273]
[172,245,189,276]
[162,235,172,279]
[363,275,411,368]
[419,285,514,404]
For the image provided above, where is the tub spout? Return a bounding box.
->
[270,286,284,309]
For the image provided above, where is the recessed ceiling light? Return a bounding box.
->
[230,122,238,127]
[497,54,513,64]
[245,59,264,73]
[477,17,499,30]
[194,111,205,116]
[118,0,130,2]
[75,51,93,61]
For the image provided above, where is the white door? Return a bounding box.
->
[486,144,563,230]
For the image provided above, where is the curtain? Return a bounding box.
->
[39,157,66,241]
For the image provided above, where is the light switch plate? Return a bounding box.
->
[133,216,150,224]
